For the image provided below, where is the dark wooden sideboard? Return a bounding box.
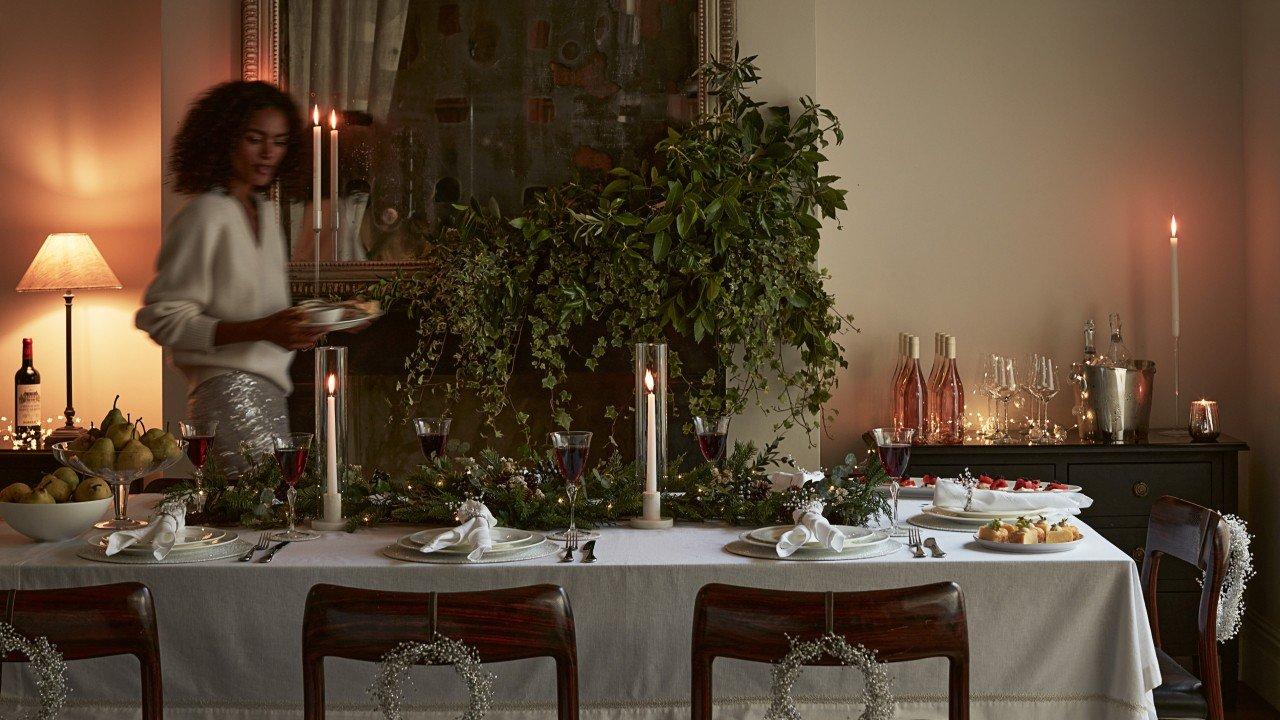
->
[899,430,1247,700]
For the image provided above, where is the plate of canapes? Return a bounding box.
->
[973,516,1084,553]
[883,475,1081,499]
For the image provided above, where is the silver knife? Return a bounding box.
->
[258,541,291,563]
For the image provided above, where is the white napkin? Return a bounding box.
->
[768,469,825,494]
[934,479,1093,516]
[106,501,187,560]
[776,502,846,557]
[419,499,497,562]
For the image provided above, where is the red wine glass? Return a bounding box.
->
[270,432,318,541]
[871,426,914,536]
[692,415,731,464]
[179,419,218,512]
[550,430,592,548]
[413,417,451,460]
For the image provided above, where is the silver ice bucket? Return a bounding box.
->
[1077,361,1156,444]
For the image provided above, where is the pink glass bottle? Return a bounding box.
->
[926,332,945,441]
[890,333,908,429]
[935,336,965,444]
[899,335,927,442]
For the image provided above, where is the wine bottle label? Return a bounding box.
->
[16,384,40,426]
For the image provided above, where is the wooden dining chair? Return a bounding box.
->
[0,582,163,718]
[692,582,969,720]
[303,583,578,720]
[1141,495,1232,720]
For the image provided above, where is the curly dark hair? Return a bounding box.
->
[169,81,309,200]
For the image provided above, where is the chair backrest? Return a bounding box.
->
[1141,495,1231,719]
[1,582,162,719]
[692,582,969,720]
[303,583,577,720]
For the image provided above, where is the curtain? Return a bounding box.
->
[288,0,409,122]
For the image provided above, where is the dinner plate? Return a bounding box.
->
[299,307,383,332]
[925,505,1055,521]
[734,531,895,559]
[88,526,239,553]
[876,477,939,499]
[745,525,881,547]
[403,527,539,554]
[972,534,1082,553]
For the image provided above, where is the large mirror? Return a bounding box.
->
[242,0,736,295]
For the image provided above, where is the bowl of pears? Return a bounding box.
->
[0,466,113,542]
[50,395,187,531]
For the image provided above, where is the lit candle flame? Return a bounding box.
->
[327,373,337,395]
[312,105,320,126]
[1170,215,1178,237]
[329,109,338,130]
[644,369,655,392]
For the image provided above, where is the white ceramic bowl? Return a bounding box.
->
[0,498,112,542]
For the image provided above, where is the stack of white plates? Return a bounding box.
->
[396,527,544,556]
[87,526,240,556]
[730,525,895,560]
[920,505,1056,526]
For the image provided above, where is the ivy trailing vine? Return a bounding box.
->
[368,51,853,444]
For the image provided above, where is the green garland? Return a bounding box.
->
[163,443,888,533]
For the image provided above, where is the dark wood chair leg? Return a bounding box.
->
[692,656,712,720]
[140,651,163,720]
[303,657,325,720]
[949,659,968,720]
[556,657,578,720]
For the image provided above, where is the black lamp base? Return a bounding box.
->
[44,424,85,448]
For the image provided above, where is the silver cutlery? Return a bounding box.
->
[258,540,291,563]
[238,532,270,562]
[580,540,597,563]
[559,544,575,562]
[908,528,926,558]
[924,537,947,558]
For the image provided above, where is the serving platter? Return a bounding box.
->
[972,534,1082,553]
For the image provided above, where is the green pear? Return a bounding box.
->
[100,395,125,433]
[34,475,70,503]
[19,489,55,504]
[80,438,116,473]
[115,439,153,472]
[105,422,135,449]
[69,433,93,452]
[52,467,79,492]
[73,478,111,501]
[147,433,180,462]
[0,483,31,503]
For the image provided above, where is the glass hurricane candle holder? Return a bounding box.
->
[312,346,348,531]
[632,342,672,528]
[1188,400,1220,442]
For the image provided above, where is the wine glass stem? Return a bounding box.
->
[113,482,128,523]
[566,485,578,546]
[286,485,297,534]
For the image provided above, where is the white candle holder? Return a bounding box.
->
[632,342,672,529]
[312,346,348,531]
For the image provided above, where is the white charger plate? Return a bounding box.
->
[403,527,539,554]
[745,525,882,547]
[727,534,901,561]
[88,526,239,554]
[972,534,1082,553]
[925,505,1055,522]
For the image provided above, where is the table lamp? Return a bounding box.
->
[16,233,121,447]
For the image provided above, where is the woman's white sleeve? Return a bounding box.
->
[135,203,222,351]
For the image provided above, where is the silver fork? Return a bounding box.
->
[908,528,926,558]
[238,532,269,562]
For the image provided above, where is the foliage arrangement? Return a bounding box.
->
[163,441,889,533]
[368,51,853,444]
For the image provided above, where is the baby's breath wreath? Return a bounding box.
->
[369,634,495,720]
[765,633,894,720]
[1216,514,1255,642]
[0,622,69,720]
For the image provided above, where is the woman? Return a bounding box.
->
[137,81,321,473]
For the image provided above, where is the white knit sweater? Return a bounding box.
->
[136,190,294,395]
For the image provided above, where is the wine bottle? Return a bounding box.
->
[1082,319,1099,366]
[935,336,965,444]
[899,335,927,442]
[926,333,947,441]
[1107,313,1132,366]
[890,333,908,429]
[14,338,40,450]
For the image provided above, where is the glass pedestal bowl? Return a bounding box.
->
[51,440,188,530]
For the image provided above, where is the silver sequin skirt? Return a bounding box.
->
[188,371,290,475]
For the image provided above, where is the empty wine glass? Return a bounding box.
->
[979,354,1002,439]
[269,433,319,542]
[992,356,1018,442]
[871,426,914,537]
[1021,355,1047,440]
[693,415,731,464]
[1036,357,1061,443]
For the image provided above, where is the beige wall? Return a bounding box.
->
[1242,0,1280,704]
[811,0,1247,462]
[0,0,163,435]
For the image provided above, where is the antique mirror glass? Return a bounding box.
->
[243,0,735,293]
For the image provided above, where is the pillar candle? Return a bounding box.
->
[645,370,657,496]
[1170,215,1180,338]
[325,373,338,497]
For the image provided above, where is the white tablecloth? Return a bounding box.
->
[0,496,1159,720]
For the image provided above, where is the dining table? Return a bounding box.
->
[0,495,1160,720]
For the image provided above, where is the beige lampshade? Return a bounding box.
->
[16,233,121,292]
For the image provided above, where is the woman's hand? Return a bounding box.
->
[214,307,323,350]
